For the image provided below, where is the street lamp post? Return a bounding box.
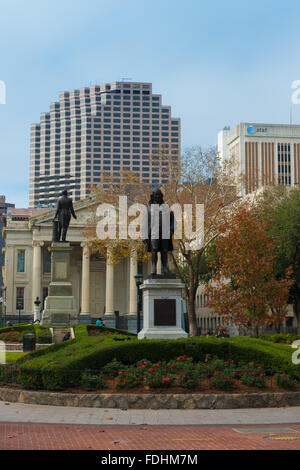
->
[134,273,143,334]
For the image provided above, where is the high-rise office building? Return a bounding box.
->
[217,122,300,195]
[29,81,181,207]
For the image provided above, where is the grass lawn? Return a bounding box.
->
[5,352,27,362]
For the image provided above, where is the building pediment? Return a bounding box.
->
[29,197,98,229]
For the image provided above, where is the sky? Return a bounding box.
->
[1,0,300,207]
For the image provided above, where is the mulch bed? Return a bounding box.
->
[1,378,299,395]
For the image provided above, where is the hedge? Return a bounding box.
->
[260,333,300,345]
[0,324,52,344]
[15,336,300,391]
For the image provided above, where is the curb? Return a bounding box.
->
[1,387,300,409]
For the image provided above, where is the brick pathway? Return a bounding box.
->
[1,423,300,450]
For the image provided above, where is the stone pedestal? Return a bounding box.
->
[138,275,188,340]
[33,304,41,323]
[41,243,79,326]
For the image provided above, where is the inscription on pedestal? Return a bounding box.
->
[53,313,70,324]
[54,261,68,280]
[154,299,176,326]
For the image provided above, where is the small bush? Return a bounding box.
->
[274,373,296,389]
[115,369,143,389]
[81,371,107,391]
[210,372,239,390]
[144,368,176,389]
[0,364,20,384]
[102,359,128,378]
[179,369,199,389]
[241,362,266,388]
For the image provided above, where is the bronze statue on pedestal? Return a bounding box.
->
[52,190,77,242]
[142,188,175,276]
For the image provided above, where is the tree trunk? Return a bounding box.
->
[275,323,281,334]
[186,293,198,336]
[254,325,260,338]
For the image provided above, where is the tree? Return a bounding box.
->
[256,186,300,333]
[204,204,293,337]
[84,146,238,336]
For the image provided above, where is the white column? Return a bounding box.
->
[157,252,162,275]
[105,249,114,315]
[81,242,90,316]
[32,241,44,311]
[128,250,137,315]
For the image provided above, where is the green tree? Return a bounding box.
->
[256,186,300,332]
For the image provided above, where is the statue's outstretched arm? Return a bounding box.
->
[70,202,77,219]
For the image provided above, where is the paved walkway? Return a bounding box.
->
[1,401,300,426]
[1,401,300,450]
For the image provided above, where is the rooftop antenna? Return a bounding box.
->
[290,103,293,125]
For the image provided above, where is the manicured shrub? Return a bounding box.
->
[81,371,107,391]
[179,369,199,389]
[0,364,20,384]
[240,362,266,388]
[115,369,143,389]
[102,358,127,378]
[86,325,137,337]
[260,334,300,345]
[144,368,176,389]
[274,373,296,389]
[210,372,239,390]
[15,336,300,390]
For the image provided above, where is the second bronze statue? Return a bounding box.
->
[52,190,77,242]
[142,188,176,276]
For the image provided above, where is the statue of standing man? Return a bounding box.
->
[53,190,77,242]
[142,188,176,276]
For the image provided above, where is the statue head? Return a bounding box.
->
[150,188,164,205]
[61,189,68,196]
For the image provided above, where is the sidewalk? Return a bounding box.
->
[1,401,300,426]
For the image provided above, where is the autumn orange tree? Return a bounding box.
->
[84,146,238,336]
[204,204,294,337]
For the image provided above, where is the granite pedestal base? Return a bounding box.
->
[41,242,79,326]
[138,276,188,340]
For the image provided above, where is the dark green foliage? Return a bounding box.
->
[240,362,266,388]
[86,325,137,337]
[81,371,107,391]
[260,334,300,344]
[210,373,239,390]
[143,368,176,388]
[115,369,143,389]
[179,369,199,389]
[14,336,300,390]
[0,324,52,344]
[274,373,296,389]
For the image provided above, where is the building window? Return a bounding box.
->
[17,250,25,273]
[16,287,24,310]
[43,249,51,273]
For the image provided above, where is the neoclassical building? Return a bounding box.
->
[2,198,151,331]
